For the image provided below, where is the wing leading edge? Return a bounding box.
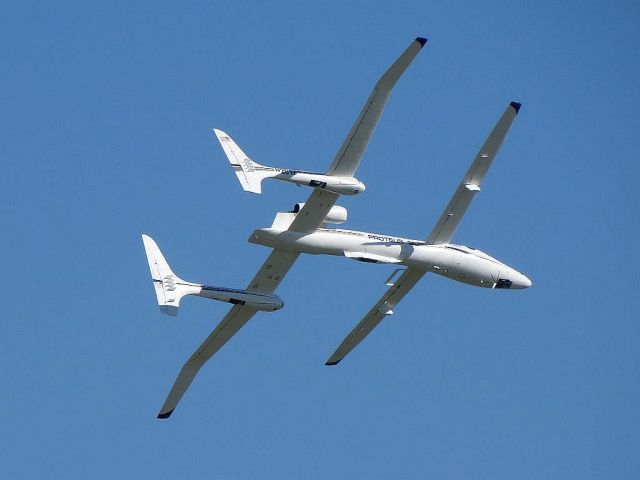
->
[327,37,427,177]
[157,249,299,419]
[425,101,521,245]
[289,37,427,235]
[325,268,426,366]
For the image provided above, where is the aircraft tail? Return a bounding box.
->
[141,234,201,316]
[213,129,278,194]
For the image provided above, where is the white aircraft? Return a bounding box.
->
[141,235,284,314]
[213,129,366,195]
[143,37,531,419]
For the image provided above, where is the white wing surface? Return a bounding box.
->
[325,268,426,365]
[425,102,521,245]
[327,37,427,177]
[288,189,340,233]
[289,37,427,234]
[157,249,299,419]
[157,38,429,415]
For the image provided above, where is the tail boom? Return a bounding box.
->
[198,285,283,311]
[142,234,283,314]
[214,129,365,195]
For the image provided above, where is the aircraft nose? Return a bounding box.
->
[514,273,532,289]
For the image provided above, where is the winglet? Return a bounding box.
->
[509,101,522,114]
[325,360,340,366]
[157,409,174,419]
[415,37,428,47]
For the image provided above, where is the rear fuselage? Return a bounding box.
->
[249,227,531,289]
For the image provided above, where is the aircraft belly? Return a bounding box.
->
[296,230,360,255]
[250,228,359,256]
[405,246,497,287]
[250,230,505,288]
[365,242,404,260]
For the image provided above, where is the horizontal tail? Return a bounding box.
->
[213,129,277,194]
[141,234,201,316]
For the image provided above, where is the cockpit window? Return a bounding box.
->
[495,279,512,289]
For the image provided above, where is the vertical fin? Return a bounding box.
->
[141,235,201,316]
[213,129,277,194]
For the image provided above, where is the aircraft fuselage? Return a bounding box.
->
[250,227,531,289]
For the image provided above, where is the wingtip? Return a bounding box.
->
[159,305,179,316]
[325,360,340,366]
[157,409,174,419]
[509,101,522,114]
[415,37,428,47]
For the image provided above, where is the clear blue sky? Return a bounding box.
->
[2,0,639,478]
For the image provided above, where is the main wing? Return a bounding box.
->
[325,268,425,365]
[425,102,521,245]
[324,102,522,365]
[289,37,427,234]
[157,249,299,419]
[158,38,429,415]
[327,37,427,177]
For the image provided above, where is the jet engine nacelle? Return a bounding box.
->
[292,203,347,225]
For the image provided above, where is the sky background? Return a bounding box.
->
[2,0,639,478]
